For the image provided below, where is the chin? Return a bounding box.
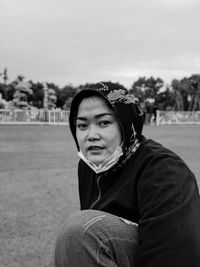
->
[86,152,105,165]
[88,156,105,166]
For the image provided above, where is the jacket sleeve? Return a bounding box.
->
[135,155,200,267]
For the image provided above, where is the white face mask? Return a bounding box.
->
[77,145,123,174]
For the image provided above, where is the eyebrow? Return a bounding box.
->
[76,112,113,121]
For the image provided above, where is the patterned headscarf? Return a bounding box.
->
[69,82,145,155]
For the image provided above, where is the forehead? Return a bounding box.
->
[77,96,113,116]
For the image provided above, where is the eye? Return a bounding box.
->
[99,120,111,128]
[76,123,88,130]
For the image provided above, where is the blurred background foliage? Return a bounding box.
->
[0,68,200,111]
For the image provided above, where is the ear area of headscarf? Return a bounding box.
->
[130,123,137,142]
[134,102,145,138]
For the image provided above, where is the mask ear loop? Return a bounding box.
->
[134,103,145,138]
[129,123,136,143]
[129,102,145,144]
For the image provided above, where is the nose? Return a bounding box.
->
[87,125,100,141]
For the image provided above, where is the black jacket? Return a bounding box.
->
[78,136,200,267]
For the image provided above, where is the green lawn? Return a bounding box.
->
[0,125,199,267]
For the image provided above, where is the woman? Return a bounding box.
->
[55,82,200,267]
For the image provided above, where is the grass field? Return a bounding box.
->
[0,124,200,267]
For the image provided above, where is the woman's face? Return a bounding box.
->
[76,96,122,166]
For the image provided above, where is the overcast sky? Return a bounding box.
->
[0,0,200,88]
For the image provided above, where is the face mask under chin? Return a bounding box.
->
[77,145,123,174]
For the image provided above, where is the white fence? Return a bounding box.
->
[0,109,200,126]
[156,111,200,125]
[0,109,69,125]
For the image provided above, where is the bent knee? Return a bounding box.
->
[56,210,105,243]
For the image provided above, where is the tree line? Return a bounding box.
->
[0,69,200,111]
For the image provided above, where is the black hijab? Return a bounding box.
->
[69,82,145,154]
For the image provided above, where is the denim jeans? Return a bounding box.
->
[55,210,138,267]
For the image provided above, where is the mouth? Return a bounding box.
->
[87,146,104,151]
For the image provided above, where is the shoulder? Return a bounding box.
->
[138,136,196,187]
[137,136,190,167]
[136,138,197,219]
